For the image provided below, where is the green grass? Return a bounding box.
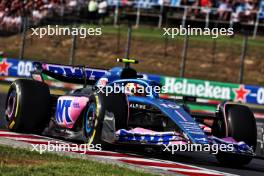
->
[0,145,156,176]
[44,24,264,47]
[80,24,264,47]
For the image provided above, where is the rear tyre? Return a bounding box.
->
[82,92,128,146]
[5,79,51,134]
[216,104,257,166]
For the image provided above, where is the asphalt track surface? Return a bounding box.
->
[0,92,263,176]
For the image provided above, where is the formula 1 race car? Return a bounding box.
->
[5,59,257,166]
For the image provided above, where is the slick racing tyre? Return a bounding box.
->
[5,79,51,134]
[82,92,128,145]
[216,104,257,166]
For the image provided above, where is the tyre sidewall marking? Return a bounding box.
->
[14,84,20,118]
[9,121,15,129]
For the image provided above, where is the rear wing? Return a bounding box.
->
[31,62,107,85]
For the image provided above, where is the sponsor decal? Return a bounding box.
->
[161,77,264,105]
[0,59,11,76]
[55,96,89,128]
[160,103,181,109]
[233,85,251,102]
[117,129,181,145]
[163,77,231,100]
[0,58,33,77]
[73,102,80,108]
[56,99,72,124]
[45,64,107,81]
[129,103,146,109]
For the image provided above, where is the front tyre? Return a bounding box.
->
[82,92,128,146]
[216,104,257,166]
[5,79,51,134]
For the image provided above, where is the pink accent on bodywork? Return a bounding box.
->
[57,96,89,128]
[221,137,237,143]
[170,141,188,145]
[69,97,89,128]
[123,127,181,136]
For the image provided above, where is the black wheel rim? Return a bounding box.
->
[84,103,96,139]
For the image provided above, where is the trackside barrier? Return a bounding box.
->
[1,57,264,106]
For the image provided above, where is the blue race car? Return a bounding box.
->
[5,59,257,166]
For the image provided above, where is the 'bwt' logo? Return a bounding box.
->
[46,65,106,80]
[56,100,72,124]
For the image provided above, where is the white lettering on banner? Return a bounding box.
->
[257,88,264,104]
[17,61,33,77]
[164,78,231,100]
